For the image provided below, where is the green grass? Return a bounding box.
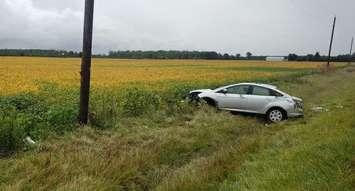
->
[0,66,355,190]
[220,96,355,190]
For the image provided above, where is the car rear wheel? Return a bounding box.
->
[267,108,285,123]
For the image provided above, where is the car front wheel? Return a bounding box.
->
[267,108,285,123]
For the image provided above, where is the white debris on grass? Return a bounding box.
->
[335,105,344,109]
[311,106,329,112]
[24,136,36,145]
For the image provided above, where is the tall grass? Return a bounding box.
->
[1,66,354,190]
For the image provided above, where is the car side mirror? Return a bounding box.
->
[221,89,228,94]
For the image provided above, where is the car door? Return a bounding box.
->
[216,85,251,110]
[246,86,276,113]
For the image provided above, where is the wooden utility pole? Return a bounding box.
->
[327,16,336,70]
[79,0,95,124]
[349,37,354,63]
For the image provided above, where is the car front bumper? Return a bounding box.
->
[288,107,304,118]
[288,112,304,118]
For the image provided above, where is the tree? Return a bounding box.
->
[235,54,241,59]
[246,52,252,59]
[306,54,314,61]
[350,53,355,62]
[314,52,321,61]
[223,53,230,60]
[288,53,298,61]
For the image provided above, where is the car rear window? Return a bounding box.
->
[251,86,283,97]
[252,86,271,96]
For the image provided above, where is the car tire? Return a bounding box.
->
[187,93,201,105]
[267,108,285,123]
[188,92,200,102]
[201,98,217,108]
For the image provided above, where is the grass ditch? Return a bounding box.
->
[218,70,355,191]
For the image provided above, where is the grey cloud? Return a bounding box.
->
[0,0,354,55]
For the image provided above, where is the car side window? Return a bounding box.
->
[252,86,272,96]
[227,85,250,95]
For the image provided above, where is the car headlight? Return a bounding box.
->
[286,99,294,104]
[292,99,303,109]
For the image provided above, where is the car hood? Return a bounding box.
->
[189,89,213,94]
[291,96,303,102]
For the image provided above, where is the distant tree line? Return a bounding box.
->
[0,49,81,57]
[0,49,354,62]
[288,52,355,62]
[0,49,265,60]
[107,50,266,60]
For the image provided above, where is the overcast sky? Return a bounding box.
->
[0,0,354,55]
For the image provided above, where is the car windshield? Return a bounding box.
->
[214,84,240,91]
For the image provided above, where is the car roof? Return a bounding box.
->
[228,83,278,90]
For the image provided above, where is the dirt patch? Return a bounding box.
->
[346,67,355,73]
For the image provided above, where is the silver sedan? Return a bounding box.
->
[189,83,303,122]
